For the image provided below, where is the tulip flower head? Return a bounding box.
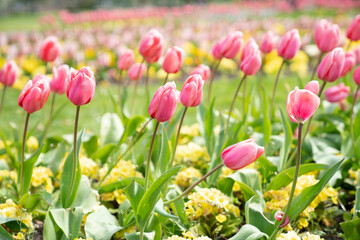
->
[221,139,264,170]
[315,19,340,53]
[38,36,61,62]
[212,31,243,60]
[128,63,146,81]
[190,64,211,81]
[346,14,360,41]
[353,65,360,86]
[304,80,319,95]
[162,46,184,74]
[180,74,204,107]
[67,67,96,106]
[324,83,350,103]
[240,50,262,76]
[260,31,276,54]
[50,64,70,94]
[275,211,290,227]
[340,52,356,77]
[241,38,259,61]
[317,48,345,82]
[277,29,301,60]
[139,29,164,63]
[0,61,18,87]
[117,49,135,71]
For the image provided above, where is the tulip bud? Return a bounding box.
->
[38,36,61,62]
[50,64,70,94]
[274,211,290,227]
[287,87,320,123]
[260,31,276,54]
[212,31,243,60]
[0,61,18,87]
[354,66,360,86]
[221,139,264,170]
[18,77,51,114]
[180,74,204,107]
[240,50,262,76]
[304,80,319,95]
[190,64,211,81]
[340,52,356,77]
[162,46,184,74]
[148,81,179,122]
[241,38,259,61]
[317,48,345,82]
[315,19,340,53]
[324,83,350,103]
[139,29,164,63]
[277,29,301,60]
[128,63,146,81]
[67,67,96,106]
[117,49,135,71]
[346,14,360,41]
[352,47,360,64]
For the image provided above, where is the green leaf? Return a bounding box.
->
[38,141,67,175]
[265,163,328,191]
[157,124,171,176]
[125,232,155,240]
[20,145,43,196]
[43,211,62,240]
[72,176,98,214]
[229,224,268,240]
[121,116,146,144]
[98,177,144,194]
[166,108,184,139]
[354,186,360,219]
[208,116,225,186]
[136,166,181,231]
[0,225,13,240]
[100,113,124,145]
[0,130,16,168]
[154,199,178,219]
[60,129,85,208]
[278,108,293,170]
[85,206,123,240]
[20,192,52,211]
[168,190,189,226]
[124,180,145,214]
[50,207,84,240]
[91,143,115,163]
[245,196,274,236]
[288,159,344,221]
[83,134,99,157]
[353,109,360,140]
[341,218,360,240]
[0,215,28,231]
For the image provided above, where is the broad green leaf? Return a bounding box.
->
[50,207,83,240]
[20,146,43,196]
[20,192,52,211]
[154,199,178,219]
[0,225,12,240]
[166,108,185,139]
[278,108,293,170]
[146,215,162,240]
[157,124,171,176]
[288,159,344,221]
[100,113,124,145]
[121,116,146,144]
[0,215,28,231]
[266,163,328,191]
[354,187,360,219]
[208,116,225,186]
[340,218,360,240]
[229,224,268,240]
[124,180,145,214]
[353,109,360,140]
[83,134,98,157]
[60,129,84,208]
[72,176,98,214]
[0,130,16,168]
[91,143,115,163]
[136,166,181,230]
[98,177,144,194]
[125,232,155,240]
[38,141,66,175]
[168,190,189,226]
[85,206,123,240]
[43,211,63,240]
[245,196,274,236]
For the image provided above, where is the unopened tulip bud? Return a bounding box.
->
[275,211,290,227]
[38,36,61,62]
[315,19,340,53]
[212,31,243,60]
[162,46,184,74]
[128,63,146,81]
[190,64,211,81]
[0,61,18,87]
[139,29,164,63]
[317,48,345,82]
[340,52,356,77]
[346,14,360,41]
[260,31,276,54]
[117,49,135,71]
[304,80,319,95]
[67,67,96,106]
[241,38,259,61]
[353,66,360,86]
[324,83,350,103]
[50,64,70,94]
[180,74,204,107]
[240,50,262,76]
[277,29,301,60]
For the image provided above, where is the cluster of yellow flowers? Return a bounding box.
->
[174,167,202,189]
[178,124,200,144]
[0,169,17,182]
[265,173,338,229]
[0,199,33,229]
[174,142,209,168]
[113,225,137,238]
[349,168,360,184]
[167,231,211,240]
[277,231,324,240]
[26,136,39,153]
[31,166,54,193]
[80,156,99,179]
[99,160,142,204]
[185,188,239,221]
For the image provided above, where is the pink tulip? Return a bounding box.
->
[32,74,49,83]
[354,65,360,86]
[352,47,360,64]
[275,211,290,227]
[50,64,70,94]
[148,82,179,122]
[317,48,345,82]
[260,31,276,54]
[346,14,360,41]
[286,86,320,123]
[38,36,61,62]
[128,63,146,81]
[277,29,301,60]
[0,61,18,87]
[340,52,356,77]
[324,83,350,103]
[304,80,319,95]
[314,19,340,53]
[241,38,259,61]
[190,64,211,81]
[240,50,262,75]
[117,49,135,71]
[212,41,222,60]
[18,77,50,114]
[180,74,204,107]
[139,29,164,63]
[67,67,96,106]
[212,31,243,60]
[162,46,184,74]
[221,139,264,170]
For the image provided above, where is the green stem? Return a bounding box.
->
[169,107,188,169]
[270,60,285,116]
[118,70,123,108]
[242,76,247,113]
[350,85,360,154]
[226,74,247,131]
[144,121,160,191]
[0,85,7,119]
[208,58,222,102]
[310,52,324,81]
[68,106,80,204]
[42,93,56,143]
[164,163,224,205]
[140,229,144,240]
[20,113,30,197]
[163,73,169,85]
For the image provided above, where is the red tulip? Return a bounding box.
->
[67,67,96,106]
[190,64,211,81]
[180,74,204,107]
[38,36,61,62]
[317,48,345,82]
[0,61,18,87]
[117,49,135,71]
[139,29,164,63]
[277,29,301,60]
[162,46,184,74]
[50,64,70,94]
[315,19,340,52]
[346,14,360,41]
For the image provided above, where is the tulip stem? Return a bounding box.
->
[226,74,247,131]
[68,106,80,205]
[146,63,150,95]
[208,58,222,102]
[242,76,247,114]
[20,113,30,197]
[99,118,152,186]
[350,85,360,156]
[310,52,324,81]
[270,60,285,117]
[270,123,303,239]
[131,59,145,115]
[163,73,169,85]
[144,121,160,191]
[118,70,123,108]
[169,107,188,169]
[164,163,224,205]
[0,85,7,119]
[42,93,56,143]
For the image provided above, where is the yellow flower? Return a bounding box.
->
[26,136,39,153]
[174,167,202,189]
[216,214,227,223]
[297,218,309,229]
[277,231,301,240]
[80,156,99,179]
[31,167,54,193]
[12,232,25,240]
[0,199,33,229]
[174,142,209,167]
[264,50,283,74]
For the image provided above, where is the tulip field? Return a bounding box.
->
[2,1,360,239]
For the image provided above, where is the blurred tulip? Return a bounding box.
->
[277,29,301,60]
[241,38,259,61]
[354,65,360,86]
[317,48,345,82]
[221,139,264,170]
[38,36,61,62]
[340,52,356,77]
[162,46,184,74]
[304,80,319,95]
[117,49,135,71]
[240,50,262,75]
[67,67,96,106]
[324,83,350,103]
[315,19,340,53]
[128,63,146,81]
[190,64,211,81]
[260,31,276,54]
[0,61,18,87]
[275,211,290,227]
[180,74,204,107]
[139,29,164,63]
[287,86,320,123]
[50,64,70,94]
[212,31,243,59]
[352,47,360,64]
[148,81,179,122]
[346,14,360,41]
[18,77,51,114]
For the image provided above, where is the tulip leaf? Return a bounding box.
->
[340,218,360,240]
[38,141,67,175]
[0,130,16,168]
[120,116,146,144]
[98,177,144,194]
[100,113,124,145]
[353,109,360,140]
[83,134,99,157]
[20,145,43,196]
[158,124,171,176]
[125,232,155,240]
[278,108,293,170]
[245,196,274,236]
[0,215,28,231]
[60,129,84,208]
[154,199,178,219]
[71,176,98,214]
[229,224,268,240]
[354,186,360,219]
[168,190,189,226]
[124,180,145,215]
[50,207,84,240]
[91,143,115,164]
[20,191,52,211]
[0,225,13,240]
